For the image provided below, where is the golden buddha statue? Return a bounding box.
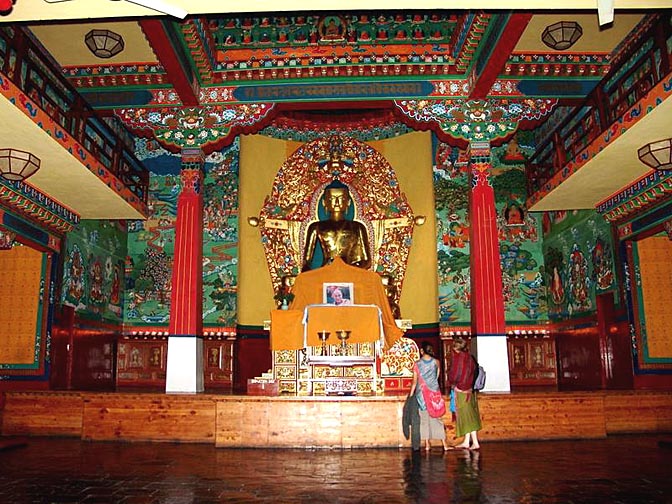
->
[302,180,371,271]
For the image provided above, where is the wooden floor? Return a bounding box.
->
[1,390,671,448]
[2,435,672,503]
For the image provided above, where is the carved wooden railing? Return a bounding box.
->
[0,26,149,204]
[526,13,672,198]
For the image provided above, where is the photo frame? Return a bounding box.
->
[323,282,354,305]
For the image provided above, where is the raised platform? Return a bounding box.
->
[1,390,671,448]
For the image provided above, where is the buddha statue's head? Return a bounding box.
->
[322,180,351,221]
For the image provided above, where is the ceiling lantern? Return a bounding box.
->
[85,29,125,59]
[541,21,583,51]
[638,139,672,172]
[0,148,41,182]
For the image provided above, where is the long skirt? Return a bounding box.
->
[419,410,446,440]
[455,391,481,437]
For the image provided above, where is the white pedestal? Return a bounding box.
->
[166,336,204,393]
[474,335,511,392]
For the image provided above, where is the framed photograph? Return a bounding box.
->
[323,282,354,305]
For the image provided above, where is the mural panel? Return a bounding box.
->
[434,133,546,325]
[126,139,240,328]
[203,143,239,327]
[62,220,126,323]
[542,210,617,320]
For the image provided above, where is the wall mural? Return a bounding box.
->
[434,137,471,323]
[62,220,126,323]
[125,170,177,326]
[125,138,240,328]
[491,136,545,323]
[542,209,617,320]
[434,132,546,325]
[202,144,239,327]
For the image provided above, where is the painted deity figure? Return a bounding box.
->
[302,180,371,271]
[592,239,614,290]
[67,248,85,303]
[569,246,589,309]
[89,260,104,305]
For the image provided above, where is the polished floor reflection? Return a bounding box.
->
[0,435,670,503]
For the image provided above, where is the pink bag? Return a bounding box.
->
[421,386,446,418]
[416,363,446,418]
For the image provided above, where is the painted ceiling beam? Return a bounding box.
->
[140,18,199,106]
[1,0,669,22]
[469,13,533,99]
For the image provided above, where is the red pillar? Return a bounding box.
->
[468,141,510,391]
[166,148,204,392]
[469,142,505,335]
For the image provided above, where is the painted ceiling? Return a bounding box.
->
[0,3,670,218]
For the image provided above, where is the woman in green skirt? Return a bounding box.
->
[448,336,482,450]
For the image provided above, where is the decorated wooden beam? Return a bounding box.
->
[140,19,199,106]
[469,13,533,99]
[393,98,556,146]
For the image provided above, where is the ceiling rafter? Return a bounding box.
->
[139,18,199,105]
[469,13,533,99]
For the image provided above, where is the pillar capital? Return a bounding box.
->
[181,148,206,168]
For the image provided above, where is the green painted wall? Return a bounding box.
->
[124,138,240,328]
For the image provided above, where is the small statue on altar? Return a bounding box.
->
[302,180,371,271]
[380,273,401,319]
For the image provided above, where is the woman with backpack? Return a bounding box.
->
[448,336,482,450]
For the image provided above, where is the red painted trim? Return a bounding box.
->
[470,13,533,99]
[276,101,395,113]
[140,19,199,106]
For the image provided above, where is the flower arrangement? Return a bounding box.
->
[273,290,295,307]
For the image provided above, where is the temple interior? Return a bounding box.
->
[0,2,671,449]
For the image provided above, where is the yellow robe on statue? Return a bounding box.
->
[289,257,403,349]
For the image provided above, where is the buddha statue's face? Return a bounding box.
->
[323,187,350,216]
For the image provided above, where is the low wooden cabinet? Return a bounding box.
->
[508,336,558,388]
[441,334,558,390]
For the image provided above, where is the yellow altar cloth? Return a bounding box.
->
[270,309,304,351]
[289,257,403,349]
[270,305,382,351]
